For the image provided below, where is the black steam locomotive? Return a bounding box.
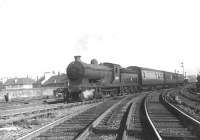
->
[65,56,184,101]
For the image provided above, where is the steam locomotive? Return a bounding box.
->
[64,56,184,101]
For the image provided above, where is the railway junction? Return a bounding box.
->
[1,56,200,140]
[0,88,199,140]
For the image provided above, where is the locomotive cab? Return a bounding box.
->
[102,63,121,84]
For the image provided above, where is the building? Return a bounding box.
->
[187,75,197,83]
[41,71,57,85]
[33,71,57,88]
[4,77,35,90]
[42,74,68,87]
[33,76,45,88]
[0,81,3,91]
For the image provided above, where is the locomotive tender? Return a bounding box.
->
[66,56,184,101]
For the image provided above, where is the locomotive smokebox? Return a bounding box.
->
[74,56,81,62]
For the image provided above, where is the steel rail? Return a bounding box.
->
[16,102,101,140]
[0,99,102,117]
[164,96,200,125]
[76,97,130,140]
[144,95,162,140]
[122,99,136,140]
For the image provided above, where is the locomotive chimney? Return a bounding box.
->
[74,56,81,62]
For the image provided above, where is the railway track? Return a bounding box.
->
[145,91,200,140]
[13,89,200,140]
[16,96,126,140]
[84,94,140,140]
[0,99,104,139]
[82,91,158,140]
[16,91,158,140]
[0,99,102,119]
[123,94,156,140]
[0,97,51,110]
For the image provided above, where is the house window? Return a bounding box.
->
[115,67,118,73]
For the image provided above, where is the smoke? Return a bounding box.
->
[74,34,104,55]
[75,35,89,53]
[74,33,119,59]
[82,89,95,99]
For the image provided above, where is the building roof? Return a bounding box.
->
[42,74,68,86]
[4,77,35,86]
[33,76,45,84]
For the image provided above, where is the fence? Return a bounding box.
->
[0,87,60,101]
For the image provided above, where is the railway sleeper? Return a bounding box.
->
[126,95,157,140]
[161,132,197,140]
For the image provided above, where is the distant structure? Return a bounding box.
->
[33,76,45,88]
[196,74,200,91]
[4,77,35,90]
[187,75,197,83]
[42,73,68,87]
[33,71,57,88]
[41,71,56,85]
[0,81,3,91]
[0,77,8,84]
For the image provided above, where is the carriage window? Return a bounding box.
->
[143,72,145,78]
[155,72,157,79]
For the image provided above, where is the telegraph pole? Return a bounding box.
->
[181,62,184,79]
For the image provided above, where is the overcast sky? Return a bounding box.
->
[0,0,200,79]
